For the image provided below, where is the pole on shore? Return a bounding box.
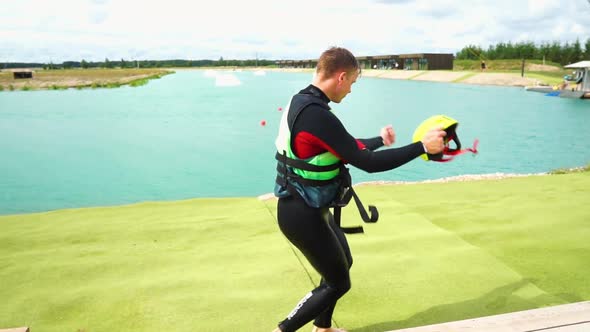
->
[521,58,525,77]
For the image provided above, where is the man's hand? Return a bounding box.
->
[422,126,446,154]
[381,125,396,146]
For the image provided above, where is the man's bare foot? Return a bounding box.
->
[312,327,348,332]
[272,328,282,332]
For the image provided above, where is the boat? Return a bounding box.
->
[525,86,555,93]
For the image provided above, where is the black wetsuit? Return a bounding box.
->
[276,85,424,332]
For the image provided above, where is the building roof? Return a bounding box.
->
[398,53,453,59]
[564,61,590,69]
[357,55,399,60]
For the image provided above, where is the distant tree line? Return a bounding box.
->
[2,62,46,69]
[456,38,590,65]
[2,57,277,70]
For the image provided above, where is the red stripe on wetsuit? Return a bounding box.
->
[290,85,425,173]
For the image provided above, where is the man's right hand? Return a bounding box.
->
[422,126,446,154]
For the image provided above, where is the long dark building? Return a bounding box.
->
[277,53,454,70]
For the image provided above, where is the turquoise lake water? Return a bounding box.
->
[1,70,589,215]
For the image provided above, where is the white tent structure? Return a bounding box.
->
[562,61,590,99]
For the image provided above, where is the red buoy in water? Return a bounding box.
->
[260,120,266,126]
[278,107,283,111]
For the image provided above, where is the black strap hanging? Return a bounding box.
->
[332,185,378,234]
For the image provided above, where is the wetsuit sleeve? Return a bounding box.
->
[357,137,384,151]
[293,106,424,173]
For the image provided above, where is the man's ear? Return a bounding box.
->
[337,71,347,85]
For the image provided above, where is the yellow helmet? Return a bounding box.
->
[413,115,461,162]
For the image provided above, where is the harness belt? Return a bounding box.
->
[276,152,378,234]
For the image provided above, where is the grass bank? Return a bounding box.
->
[1,172,589,331]
[453,59,569,86]
[0,68,173,91]
[453,59,563,71]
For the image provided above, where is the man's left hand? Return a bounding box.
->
[381,125,395,146]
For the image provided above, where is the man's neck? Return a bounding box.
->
[312,78,335,102]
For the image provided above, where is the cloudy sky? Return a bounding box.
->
[1,0,589,63]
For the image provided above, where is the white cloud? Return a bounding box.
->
[527,0,560,16]
[1,0,588,62]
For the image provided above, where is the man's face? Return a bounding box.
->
[333,70,359,103]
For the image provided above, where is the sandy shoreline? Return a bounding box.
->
[362,69,540,87]
[256,67,540,87]
[0,68,171,90]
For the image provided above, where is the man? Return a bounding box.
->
[272,47,445,332]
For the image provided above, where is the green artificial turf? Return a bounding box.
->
[1,173,588,332]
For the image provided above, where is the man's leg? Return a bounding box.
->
[313,211,353,328]
[276,197,352,332]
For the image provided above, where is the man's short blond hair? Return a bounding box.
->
[316,47,361,78]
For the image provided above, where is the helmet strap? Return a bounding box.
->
[432,138,479,163]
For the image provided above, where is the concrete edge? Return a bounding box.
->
[387,301,590,332]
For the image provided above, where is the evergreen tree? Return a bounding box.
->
[538,42,551,63]
[504,42,516,59]
[486,44,497,60]
[571,38,583,63]
[455,45,481,60]
[548,41,562,64]
[562,42,573,65]
[517,41,536,59]
[495,42,506,59]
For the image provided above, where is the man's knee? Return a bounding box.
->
[330,276,351,298]
[341,278,351,295]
